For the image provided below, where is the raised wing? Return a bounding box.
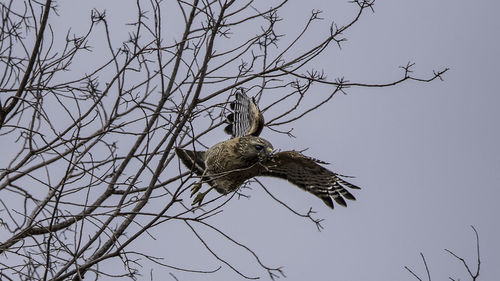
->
[224,89,264,138]
[261,151,360,209]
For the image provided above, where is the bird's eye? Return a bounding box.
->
[254,144,264,151]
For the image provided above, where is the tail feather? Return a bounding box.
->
[174,147,206,176]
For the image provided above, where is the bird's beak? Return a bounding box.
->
[266,147,273,154]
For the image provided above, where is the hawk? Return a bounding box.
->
[175,90,360,209]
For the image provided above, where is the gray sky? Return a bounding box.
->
[278,1,500,280]
[3,0,499,280]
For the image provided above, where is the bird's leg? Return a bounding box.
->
[192,186,214,206]
[190,169,213,205]
[190,169,207,197]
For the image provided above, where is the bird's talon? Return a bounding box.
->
[192,192,206,206]
[190,182,202,197]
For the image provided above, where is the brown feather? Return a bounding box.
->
[174,147,206,176]
[260,151,360,209]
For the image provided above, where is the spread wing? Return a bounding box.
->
[174,147,206,176]
[224,89,264,138]
[260,151,360,209]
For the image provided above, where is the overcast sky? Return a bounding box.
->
[3,1,499,280]
[275,1,500,280]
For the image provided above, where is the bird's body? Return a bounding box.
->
[175,90,360,208]
[204,136,273,194]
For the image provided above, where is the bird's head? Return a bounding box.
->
[239,136,273,162]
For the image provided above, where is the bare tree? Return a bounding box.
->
[405,226,481,281]
[0,0,447,280]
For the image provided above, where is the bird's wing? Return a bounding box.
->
[224,89,264,138]
[174,147,206,176]
[260,151,360,209]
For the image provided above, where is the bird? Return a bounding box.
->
[175,90,360,209]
